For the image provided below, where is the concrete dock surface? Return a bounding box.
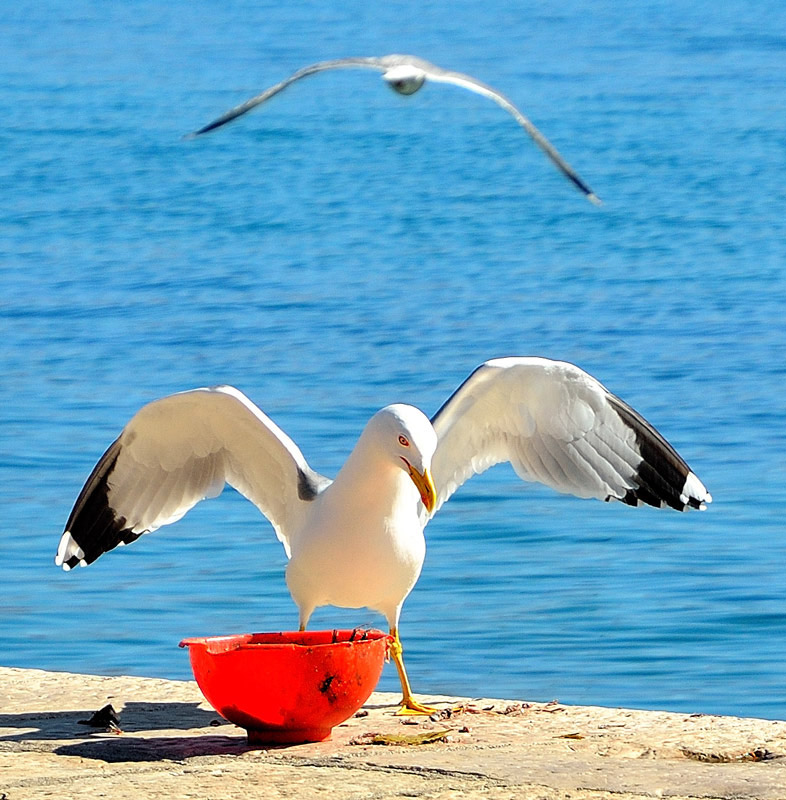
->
[1,665,785,799]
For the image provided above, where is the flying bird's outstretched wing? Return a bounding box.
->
[430,357,710,514]
[189,54,599,203]
[189,57,393,136]
[55,386,329,570]
[410,61,600,203]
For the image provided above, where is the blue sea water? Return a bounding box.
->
[2,0,786,719]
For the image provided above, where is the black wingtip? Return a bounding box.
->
[607,394,708,513]
[60,438,146,568]
[186,119,224,138]
[567,173,602,206]
[186,103,257,139]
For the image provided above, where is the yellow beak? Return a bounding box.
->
[402,460,437,514]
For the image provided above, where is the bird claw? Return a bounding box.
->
[395,698,441,716]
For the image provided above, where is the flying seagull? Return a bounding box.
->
[56,357,709,714]
[189,54,601,205]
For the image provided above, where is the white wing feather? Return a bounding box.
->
[57,386,326,568]
[430,357,710,513]
[117,387,312,539]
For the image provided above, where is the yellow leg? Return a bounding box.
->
[389,628,439,716]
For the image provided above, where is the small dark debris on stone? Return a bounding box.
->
[349,731,381,745]
[78,703,122,733]
[354,709,369,718]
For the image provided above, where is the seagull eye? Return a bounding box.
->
[398,435,410,447]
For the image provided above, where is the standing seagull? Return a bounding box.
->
[56,357,710,714]
[189,54,601,205]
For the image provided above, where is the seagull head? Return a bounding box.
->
[366,404,437,513]
[382,64,427,96]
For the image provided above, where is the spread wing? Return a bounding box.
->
[430,357,711,514]
[189,57,391,136]
[55,386,330,570]
[420,65,600,204]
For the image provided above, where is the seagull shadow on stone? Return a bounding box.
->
[0,701,223,743]
[54,733,253,762]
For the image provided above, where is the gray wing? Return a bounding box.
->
[430,357,711,514]
[189,57,393,136]
[416,63,600,204]
[55,386,330,570]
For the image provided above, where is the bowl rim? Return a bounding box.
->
[179,628,392,654]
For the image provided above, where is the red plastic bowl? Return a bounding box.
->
[179,629,392,744]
